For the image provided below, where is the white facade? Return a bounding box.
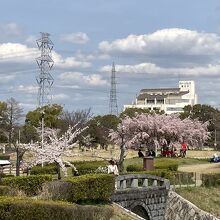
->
[124,80,198,114]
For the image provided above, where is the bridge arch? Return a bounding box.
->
[129,201,151,220]
[111,174,170,220]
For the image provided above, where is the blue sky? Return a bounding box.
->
[1,0,220,115]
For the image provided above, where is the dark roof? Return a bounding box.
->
[140,88,180,94]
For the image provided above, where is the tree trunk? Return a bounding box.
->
[118,144,126,173]
[55,162,61,180]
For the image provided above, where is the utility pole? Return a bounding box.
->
[36,32,54,107]
[109,62,118,115]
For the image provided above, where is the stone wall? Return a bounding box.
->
[112,188,169,220]
[165,190,219,220]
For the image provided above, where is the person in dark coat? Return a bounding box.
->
[138,149,144,157]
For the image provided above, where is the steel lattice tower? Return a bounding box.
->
[36,32,54,107]
[109,62,118,115]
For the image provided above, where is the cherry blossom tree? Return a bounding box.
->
[23,125,87,179]
[110,113,210,171]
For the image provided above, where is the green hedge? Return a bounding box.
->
[126,159,178,172]
[73,161,108,175]
[154,159,178,171]
[144,169,175,180]
[31,163,58,175]
[201,173,220,187]
[1,175,52,196]
[126,169,195,186]
[65,174,115,203]
[126,164,143,172]
[130,169,175,180]
[0,154,10,160]
[0,186,11,196]
[0,196,114,220]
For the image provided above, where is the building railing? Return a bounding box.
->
[116,174,170,191]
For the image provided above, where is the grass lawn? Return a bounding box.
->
[176,187,220,218]
[124,157,209,170]
[186,150,220,158]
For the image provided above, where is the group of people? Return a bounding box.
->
[138,149,156,158]
[161,143,188,158]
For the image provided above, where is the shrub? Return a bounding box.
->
[1,175,52,196]
[0,154,10,160]
[172,172,195,185]
[65,174,115,203]
[126,164,143,172]
[201,173,220,187]
[0,196,114,220]
[73,161,108,175]
[31,163,58,175]
[126,159,178,172]
[142,169,174,180]
[38,180,73,201]
[155,159,178,171]
[0,186,11,196]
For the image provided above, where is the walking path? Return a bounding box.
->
[178,163,220,174]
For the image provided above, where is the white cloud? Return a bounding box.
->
[100,62,220,76]
[53,52,91,68]
[0,43,38,62]
[0,42,91,68]
[60,32,89,44]
[25,35,37,45]
[53,93,70,101]
[20,103,37,110]
[99,28,220,58]
[75,51,110,61]
[0,22,22,38]
[58,72,108,86]
[0,74,16,83]
[13,85,38,94]
[55,85,80,89]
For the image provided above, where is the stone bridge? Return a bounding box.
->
[111,174,170,220]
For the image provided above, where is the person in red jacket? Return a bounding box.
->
[180,143,187,158]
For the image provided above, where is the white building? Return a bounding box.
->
[124,81,198,114]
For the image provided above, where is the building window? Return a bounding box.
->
[156,99,164,104]
[146,100,155,104]
[181,99,190,103]
[165,99,185,104]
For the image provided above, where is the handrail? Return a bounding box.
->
[115,174,170,190]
